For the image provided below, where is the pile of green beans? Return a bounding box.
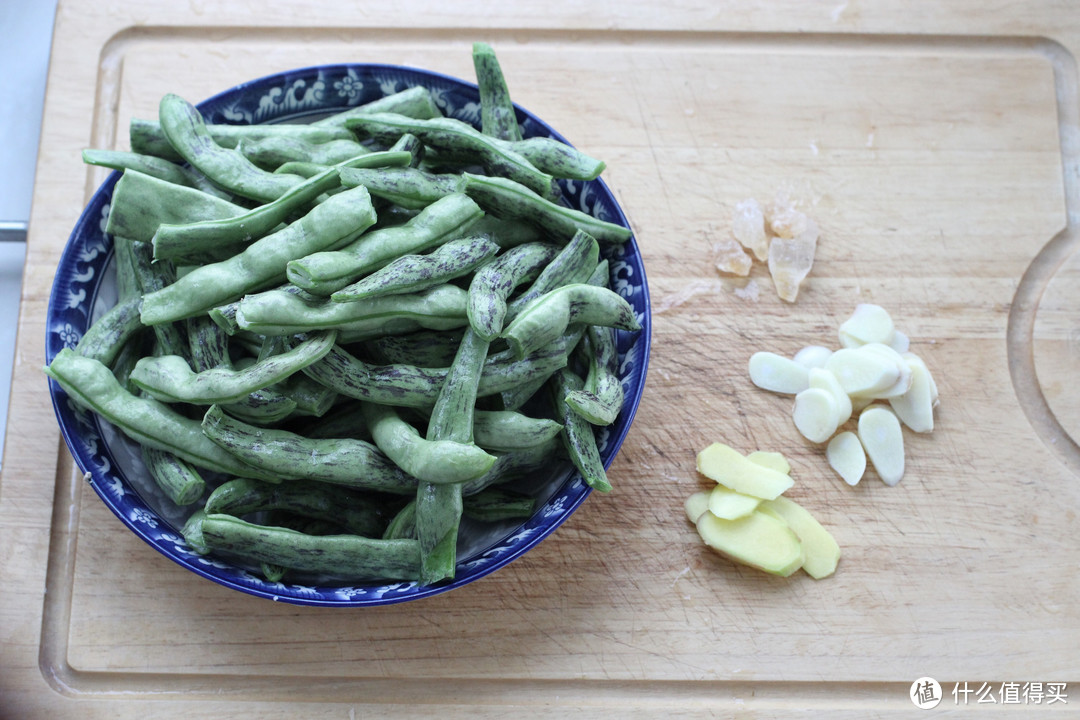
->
[46,43,641,586]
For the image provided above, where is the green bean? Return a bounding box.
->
[461,173,632,244]
[201,404,418,494]
[130,241,190,358]
[129,330,336,405]
[346,113,554,197]
[366,329,464,366]
[199,513,421,580]
[330,236,500,302]
[298,337,573,408]
[151,167,341,262]
[140,185,377,325]
[131,116,357,162]
[271,150,414,179]
[204,477,386,537]
[565,324,623,426]
[462,488,535,522]
[314,86,442,129]
[105,170,245,244]
[361,402,496,484]
[236,284,469,341]
[299,345,447,408]
[501,283,640,358]
[427,328,489,443]
[112,235,139,304]
[218,389,298,426]
[389,132,425,167]
[285,192,484,295]
[416,327,491,583]
[505,137,605,181]
[83,149,202,191]
[74,295,142,367]
[158,94,305,202]
[44,349,277,480]
[338,166,461,210]
[472,41,522,142]
[467,242,559,341]
[504,229,600,323]
[182,509,210,554]
[552,368,610,493]
[472,409,563,451]
[239,136,370,169]
[141,445,205,505]
[186,314,231,371]
[496,320,587,411]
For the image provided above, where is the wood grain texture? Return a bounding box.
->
[4,1,1080,717]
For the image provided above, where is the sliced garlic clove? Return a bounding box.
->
[826,431,866,486]
[792,387,840,443]
[850,395,875,413]
[890,354,935,432]
[857,405,905,486]
[838,304,895,346]
[904,352,940,405]
[749,351,810,395]
[793,344,833,370]
[808,367,853,426]
[857,343,913,399]
[888,330,910,354]
[824,347,901,397]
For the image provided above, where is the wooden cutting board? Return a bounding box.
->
[4,1,1080,717]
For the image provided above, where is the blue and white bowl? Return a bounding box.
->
[46,63,651,606]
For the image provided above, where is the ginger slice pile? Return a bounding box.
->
[685,443,840,579]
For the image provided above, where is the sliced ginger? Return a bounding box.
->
[688,442,839,579]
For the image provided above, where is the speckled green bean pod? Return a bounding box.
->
[361,401,495,486]
[503,229,600,324]
[129,330,336,405]
[564,323,624,426]
[345,114,554,197]
[467,241,559,341]
[462,488,535,522]
[151,167,342,262]
[201,404,417,494]
[44,349,278,481]
[461,173,632,244]
[338,166,462,210]
[285,192,484,295]
[158,94,305,202]
[73,295,142,368]
[141,445,206,506]
[130,116,356,162]
[130,241,189,357]
[236,284,469,341]
[239,137,370,169]
[501,282,640,359]
[105,170,245,244]
[472,41,522,142]
[204,477,387,537]
[552,368,611,493]
[199,513,421,580]
[140,185,376,325]
[82,148,216,194]
[331,236,500,302]
[471,410,563,451]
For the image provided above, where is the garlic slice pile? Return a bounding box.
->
[748,304,939,486]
